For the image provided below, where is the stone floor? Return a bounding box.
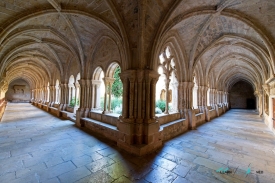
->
[0,103,275,183]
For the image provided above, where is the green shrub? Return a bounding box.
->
[100,97,122,113]
[111,97,122,110]
[156,100,166,112]
[155,107,162,114]
[69,97,79,107]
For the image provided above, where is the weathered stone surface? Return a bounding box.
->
[0,103,275,183]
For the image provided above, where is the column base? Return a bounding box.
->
[102,110,112,114]
[185,109,196,130]
[117,117,163,156]
[117,139,162,156]
[76,108,85,127]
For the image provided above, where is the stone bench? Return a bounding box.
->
[49,107,60,116]
[160,118,188,141]
[81,117,118,142]
[195,112,206,126]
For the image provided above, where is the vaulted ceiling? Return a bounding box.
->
[0,0,274,93]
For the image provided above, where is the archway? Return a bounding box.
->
[68,75,76,107]
[92,67,105,111]
[229,81,256,109]
[155,46,178,114]
[5,79,31,103]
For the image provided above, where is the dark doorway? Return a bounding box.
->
[246,98,255,109]
[229,81,256,109]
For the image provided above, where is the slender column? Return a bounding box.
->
[164,78,170,114]
[188,82,194,109]
[171,82,179,112]
[94,84,98,108]
[103,80,108,112]
[79,79,86,109]
[108,85,111,111]
[129,77,135,118]
[150,78,158,118]
[74,83,80,106]
[91,84,95,108]
[121,77,129,118]
[86,80,92,109]
[44,87,47,101]
[145,77,152,120]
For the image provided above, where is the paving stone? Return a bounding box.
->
[0,172,16,183]
[75,170,114,183]
[102,161,131,179]
[45,156,64,167]
[85,157,115,173]
[71,155,94,167]
[153,156,177,171]
[172,165,191,177]
[39,161,76,181]
[185,170,223,183]
[97,147,118,157]
[1,105,275,183]
[172,176,190,183]
[144,167,177,183]
[58,166,91,183]
[16,162,47,178]
[193,157,225,170]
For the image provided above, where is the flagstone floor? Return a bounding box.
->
[0,103,275,183]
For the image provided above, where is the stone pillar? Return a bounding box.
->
[86,80,92,109]
[48,85,55,105]
[76,79,87,127]
[171,82,178,112]
[256,90,263,116]
[102,77,115,114]
[164,78,170,114]
[74,83,80,107]
[91,80,101,109]
[198,86,210,121]
[180,82,195,129]
[44,86,48,102]
[117,69,162,156]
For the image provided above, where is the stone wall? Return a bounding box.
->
[5,79,31,102]
[229,81,256,109]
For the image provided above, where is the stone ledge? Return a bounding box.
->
[81,117,118,142]
[160,118,188,141]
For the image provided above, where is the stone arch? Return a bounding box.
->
[156,45,179,114]
[91,67,105,110]
[152,32,186,80]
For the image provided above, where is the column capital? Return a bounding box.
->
[91,80,101,86]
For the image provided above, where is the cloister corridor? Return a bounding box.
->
[0,103,274,183]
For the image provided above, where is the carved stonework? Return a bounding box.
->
[13,85,26,94]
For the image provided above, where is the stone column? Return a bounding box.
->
[164,78,170,114]
[117,69,161,156]
[76,79,87,127]
[171,82,179,112]
[74,83,80,107]
[102,77,115,114]
[44,86,48,102]
[86,80,92,109]
[91,80,101,109]
[180,82,195,130]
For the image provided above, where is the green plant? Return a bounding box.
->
[111,66,123,98]
[69,97,79,107]
[155,107,162,114]
[111,97,122,110]
[156,99,166,112]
